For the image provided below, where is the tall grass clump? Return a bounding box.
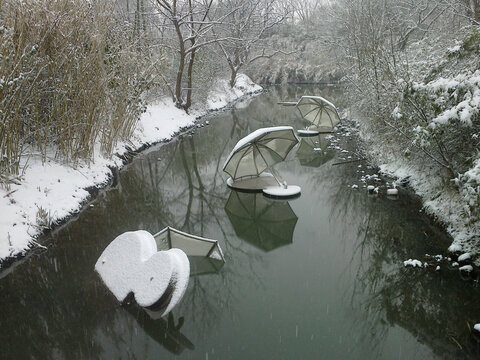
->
[0,0,150,187]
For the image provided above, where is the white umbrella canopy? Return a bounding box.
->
[223,126,299,180]
[296,96,341,129]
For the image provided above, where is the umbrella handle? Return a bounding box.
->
[277,101,298,106]
[270,169,288,189]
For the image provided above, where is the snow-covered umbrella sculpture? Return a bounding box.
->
[279,96,341,136]
[296,96,341,135]
[223,126,301,197]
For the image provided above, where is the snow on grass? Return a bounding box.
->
[0,74,262,265]
[458,252,471,261]
[356,32,480,264]
[403,259,423,267]
[448,243,463,252]
[459,264,473,272]
[128,99,196,147]
[0,149,123,261]
[414,70,480,128]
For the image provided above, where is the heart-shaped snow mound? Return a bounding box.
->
[95,230,189,316]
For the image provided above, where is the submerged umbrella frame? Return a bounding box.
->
[222,126,299,185]
[154,226,226,263]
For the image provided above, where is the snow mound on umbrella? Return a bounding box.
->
[95,230,189,316]
[297,129,320,136]
[263,185,301,198]
[299,95,338,110]
[229,126,297,155]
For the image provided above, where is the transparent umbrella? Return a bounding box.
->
[296,96,341,131]
[223,126,298,184]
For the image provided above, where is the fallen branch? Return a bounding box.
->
[3,189,18,198]
[332,158,366,166]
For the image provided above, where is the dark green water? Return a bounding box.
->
[1,86,480,359]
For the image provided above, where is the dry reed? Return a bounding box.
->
[0,0,150,187]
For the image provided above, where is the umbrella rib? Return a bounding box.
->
[257,141,295,161]
[328,108,340,125]
[233,147,248,179]
[256,142,285,161]
[326,109,333,127]
[328,108,339,126]
[313,108,321,126]
[302,106,320,119]
[253,144,261,175]
[256,202,276,218]
[255,143,271,172]
[236,193,256,219]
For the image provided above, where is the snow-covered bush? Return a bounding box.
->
[320,0,480,253]
[403,70,480,174]
[0,0,152,187]
[456,157,480,220]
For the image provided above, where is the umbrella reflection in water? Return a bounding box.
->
[296,134,335,168]
[225,191,298,252]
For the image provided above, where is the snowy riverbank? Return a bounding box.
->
[361,131,480,265]
[351,30,480,265]
[0,74,262,267]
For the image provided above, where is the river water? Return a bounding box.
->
[1,86,480,359]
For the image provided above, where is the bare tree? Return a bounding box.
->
[152,0,235,110]
[286,0,321,24]
[441,0,480,24]
[213,0,291,88]
[467,0,480,22]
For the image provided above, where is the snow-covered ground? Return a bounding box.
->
[205,74,262,110]
[0,74,262,266]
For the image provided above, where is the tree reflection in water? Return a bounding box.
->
[2,85,478,359]
[0,102,274,358]
[323,135,480,359]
